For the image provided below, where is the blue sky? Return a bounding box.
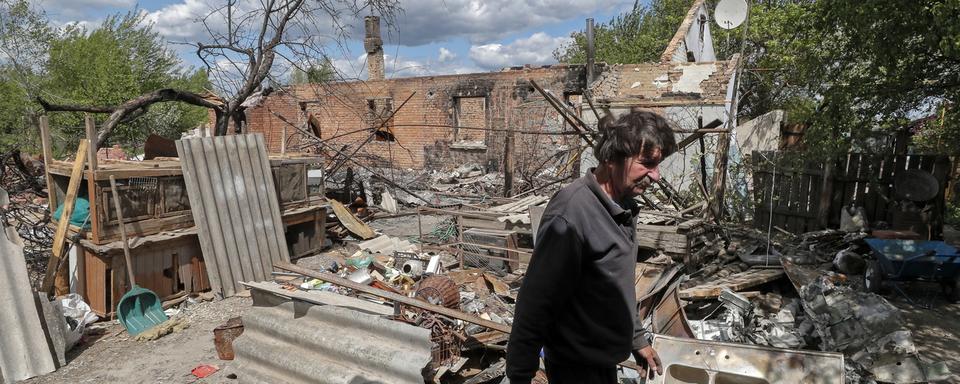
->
[33,0,638,80]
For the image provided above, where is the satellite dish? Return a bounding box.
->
[715,0,748,29]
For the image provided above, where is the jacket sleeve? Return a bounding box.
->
[506,215,582,382]
[632,309,651,350]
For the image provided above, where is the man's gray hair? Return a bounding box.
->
[593,109,677,164]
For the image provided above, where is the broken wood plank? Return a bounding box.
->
[329,199,376,240]
[276,261,512,333]
[42,139,89,294]
[679,268,785,299]
[39,116,57,214]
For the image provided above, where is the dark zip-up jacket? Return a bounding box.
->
[506,171,649,383]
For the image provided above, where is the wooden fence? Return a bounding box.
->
[752,152,952,238]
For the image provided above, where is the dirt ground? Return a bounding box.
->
[887,281,960,383]
[24,296,252,384]
[23,214,452,384]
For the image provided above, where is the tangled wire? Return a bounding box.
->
[0,150,53,286]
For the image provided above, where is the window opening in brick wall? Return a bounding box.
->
[364,97,395,141]
[307,113,322,138]
[453,96,486,142]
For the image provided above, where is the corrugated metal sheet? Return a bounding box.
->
[497,213,530,224]
[357,235,417,255]
[176,134,290,297]
[234,286,432,384]
[488,195,548,213]
[0,227,57,383]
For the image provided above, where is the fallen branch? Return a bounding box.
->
[97,89,225,147]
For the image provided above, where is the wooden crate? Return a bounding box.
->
[79,233,209,317]
[47,155,326,245]
[637,219,708,268]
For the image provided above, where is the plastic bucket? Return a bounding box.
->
[213,317,244,360]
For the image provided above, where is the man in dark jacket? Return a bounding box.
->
[506,110,677,383]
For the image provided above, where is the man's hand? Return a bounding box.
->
[633,346,662,380]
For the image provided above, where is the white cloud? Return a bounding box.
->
[142,0,219,41]
[438,47,456,63]
[469,32,571,70]
[392,0,628,46]
[34,0,135,21]
[328,52,482,80]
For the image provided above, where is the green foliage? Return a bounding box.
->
[289,60,335,85]
[0,0,54,152]
[713,0,960,157]
[1,3,210,154]
[44,11,210,151]
[555,0,695,64]
[560,1,960,157]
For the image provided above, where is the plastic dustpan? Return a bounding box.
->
[117,285,168,335]
[109,176,168,335]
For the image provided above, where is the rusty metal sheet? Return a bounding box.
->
[233,285,432,384]
[329,199,375,240]
[652,279,695,338]
[637,263,682,321]
[0,227,57,382]
[650,334,845,384]
[176,134,290,297]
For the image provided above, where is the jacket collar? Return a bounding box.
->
[584,168,639,223]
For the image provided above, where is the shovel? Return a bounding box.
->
[110,176,168,335]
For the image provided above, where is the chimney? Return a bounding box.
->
[586,18,595,84]
[364,16,385,81]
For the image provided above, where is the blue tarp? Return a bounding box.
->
[53,196,91,229]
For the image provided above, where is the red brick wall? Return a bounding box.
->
[244,65,589,171]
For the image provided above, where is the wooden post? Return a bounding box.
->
[85,114,101,244]
[281,119,287,156]
[39,116,57,213]
[817,156,836,228]
[417,207,424,253]
[42,139,89,294]
[503,121,515,197]
[84,115,98,171]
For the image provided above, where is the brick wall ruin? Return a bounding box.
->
[245,65,589,173]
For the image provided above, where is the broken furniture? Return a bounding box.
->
[650,334,845,384]
[75,229,208,317]
[40,124,328,313]
[637,218,709,268]
[416,206,532,272]
[863,238,960,300]
[461,228,521,273]
[680,268,784,299]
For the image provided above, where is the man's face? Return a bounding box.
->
[614,148,663,198]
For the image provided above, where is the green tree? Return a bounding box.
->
[289,59,336,85]
[0,0,53,151]
[560,1,960,156]
[43,11,210,150]
[555,0,695,64]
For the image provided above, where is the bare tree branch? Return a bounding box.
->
[96,88,224,147]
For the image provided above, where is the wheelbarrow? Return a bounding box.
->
[863,238,960,302]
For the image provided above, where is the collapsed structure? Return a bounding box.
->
[1,0,956,383]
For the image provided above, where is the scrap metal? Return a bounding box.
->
[651,334,845,384]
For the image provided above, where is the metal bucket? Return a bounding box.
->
[213,317,244,360]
